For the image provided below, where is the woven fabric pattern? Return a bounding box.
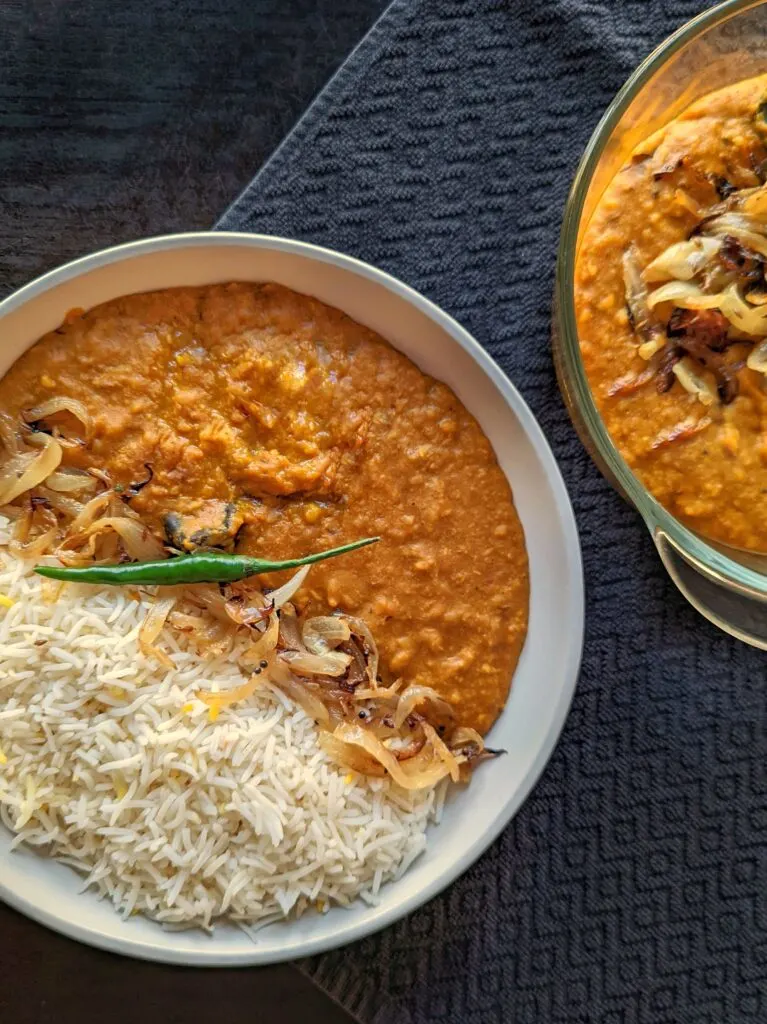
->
[218,2,767,1021]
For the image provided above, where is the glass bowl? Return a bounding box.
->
[555,0,767,649]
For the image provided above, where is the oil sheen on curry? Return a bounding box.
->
[0,282,528,732]
[576,74,767,552]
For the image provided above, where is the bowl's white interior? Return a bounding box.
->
[0,234,583,965]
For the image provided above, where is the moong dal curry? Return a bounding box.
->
[576,74,767,552]
[0,282,528,735]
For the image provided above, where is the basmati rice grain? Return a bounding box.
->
[0,530,446,929]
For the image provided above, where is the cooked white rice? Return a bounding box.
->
[0,526,444,931]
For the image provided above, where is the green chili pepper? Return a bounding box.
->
[34,536,380,587]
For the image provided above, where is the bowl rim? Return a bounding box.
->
[555,0,767,599]
[0,230,585,965]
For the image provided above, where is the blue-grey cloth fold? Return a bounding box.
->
[217,2,767,1021]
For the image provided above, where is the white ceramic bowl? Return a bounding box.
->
[0,233,583,965]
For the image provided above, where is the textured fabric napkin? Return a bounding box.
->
[217,2,767,1021]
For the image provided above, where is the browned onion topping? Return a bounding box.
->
[718,233,765,282]
[622,184,767,422]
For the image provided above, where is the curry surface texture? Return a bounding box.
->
[576,74,767,552]
[0,282,528,732]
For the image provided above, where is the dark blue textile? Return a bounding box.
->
[218,2,767,1021]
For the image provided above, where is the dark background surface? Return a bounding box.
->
[5,2,767,1023]
[0,1,385,1020]
[1,0,386,296]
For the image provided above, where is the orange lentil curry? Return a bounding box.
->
[576,74,767,552]
[0,282,528,732]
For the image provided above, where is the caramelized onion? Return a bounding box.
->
[740,187,767,219]
[240,612,280,666]
[0,504,27,521]
[279,649,352,677]
[332,723,454,791]
[643,237,721,283]
[623,246,653,338]
[98,518,167,561]
[11,504,32,545]
[277,605,304,651]
[23,397,92,440]
[55,544,105,567]
[87,467,112,487]
[0,412,21,456]
[45,469,98,494]
[0,435,62,505]
[0,454,33,491]
[747,339,767,374]
[302,616,350,655]
[269,660,330,725]
[393,685,455,730]
[63,516,167,562]
[169,611,210,632]
[339,614,379,686]
[174,608,233,658]
[719,283,767,335]
[139,596,175,668]
[449,726,488,758]
[354,680,403,701]
[638,336,667,361]
[319,732,385,776]
[672,358,718,406]
[702,212,767,258]
[9,504,58,560]
[647,280,767,336]
[198,673,262,710]
[186,583,232,623]
[646,281,725,310]
[223,581,272,626]
[65,491,112,535]
[448,726,499,774]
[267,564,311,609]
[421,722,461,782]
[382,727,426,760]
[36,488,84,520]
[11,525,58,560]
